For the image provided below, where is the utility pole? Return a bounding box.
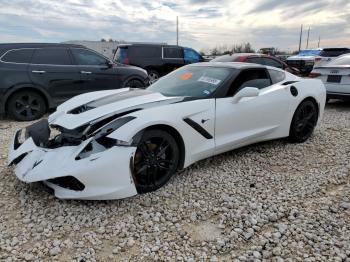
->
[306,26,310,49]
[176,16,179,46]
[318,36,321,48]
[298,24,303,52]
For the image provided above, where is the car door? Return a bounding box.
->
[29,47,83,106]
[70,48,123,92]
[162,46,185,75]
[214,68,290,154]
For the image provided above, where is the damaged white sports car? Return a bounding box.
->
[8,62,326,200]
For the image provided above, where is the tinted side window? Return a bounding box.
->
[163,47,183,59]
[114,47,128,63]
[226,69,271,96]
[131,46,161,58]
[71,48,108,66]
[246,57,264,65]
[263,58,283,69]
[2,49,34,63]
[184,48,201,63]
[268,69,285,84]
[31,48,71,65]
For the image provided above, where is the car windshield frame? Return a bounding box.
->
[147,65,235,99]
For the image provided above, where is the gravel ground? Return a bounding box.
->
[0,102,350,261]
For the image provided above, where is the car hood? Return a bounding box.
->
[49,88,183,129]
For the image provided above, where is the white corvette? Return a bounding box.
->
[8,62,326,200]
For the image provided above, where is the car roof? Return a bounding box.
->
[118,43,185,49]
[215,53,279,59]
[190,61,266,69]
[0,43,85,52]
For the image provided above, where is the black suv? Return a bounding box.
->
[114,44,204,82]
[0,43,149,121]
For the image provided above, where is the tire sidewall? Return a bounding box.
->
[289,100,318,143]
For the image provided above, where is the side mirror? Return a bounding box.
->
[232,87,259,103]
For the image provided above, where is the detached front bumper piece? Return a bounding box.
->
[8,122,138,200]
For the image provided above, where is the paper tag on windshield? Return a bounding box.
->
[198,76,221,85]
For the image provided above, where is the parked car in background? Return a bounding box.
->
[310,54,350,101]
[0,43,149,121]
[313,48,350,68]
[211,53,300,75]
[113,43,204,83]
[286,49,322,75]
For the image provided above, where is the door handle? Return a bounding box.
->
[32,70,46,74]
[80,71,92,74]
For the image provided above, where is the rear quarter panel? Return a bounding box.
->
[290,78,326,125]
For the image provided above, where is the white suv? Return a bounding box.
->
[313,48,350,68]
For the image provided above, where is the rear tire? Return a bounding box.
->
[133,129,179,193]
[7,90,47,121]
[288,100,318,143]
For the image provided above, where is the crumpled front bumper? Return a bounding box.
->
[8,129,138,200]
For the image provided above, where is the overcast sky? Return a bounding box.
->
[0,0,349,52]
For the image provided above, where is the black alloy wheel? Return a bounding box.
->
[7,91,46,121]
[133,130,179,193]
[289,100,318,143]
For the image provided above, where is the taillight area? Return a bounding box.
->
[123,57,130,65]
[314,56,322,62]
[237,56,247,62]
[308,72,321,78]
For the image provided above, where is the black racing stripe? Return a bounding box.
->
[183,118,213,139]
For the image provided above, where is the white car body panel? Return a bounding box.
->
[8,63,326,200]
[311,66,350,97]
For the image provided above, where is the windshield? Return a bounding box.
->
[297,49,321,56]
[147,66,233,98]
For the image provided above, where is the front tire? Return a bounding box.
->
[124,79,145,89]
[289,100,318,143]
[133,129,179,193]
[7,90,47,121]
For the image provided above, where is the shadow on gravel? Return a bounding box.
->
[326,100,350,111]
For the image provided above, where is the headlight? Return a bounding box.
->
[14,128,27,149]
[75,116,135,160]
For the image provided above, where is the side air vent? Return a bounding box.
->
[183,118,213,139]
[290,86,298,97]
[282,81,299,85]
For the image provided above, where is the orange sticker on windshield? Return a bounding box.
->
[180,72,193,80]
